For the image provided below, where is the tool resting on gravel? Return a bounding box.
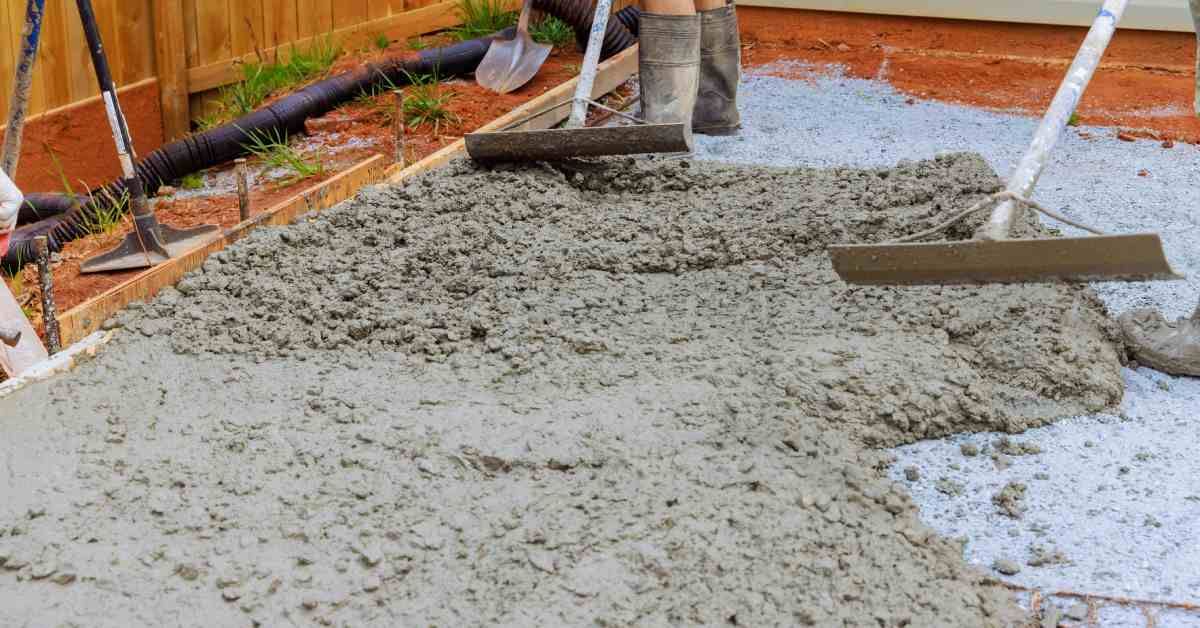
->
[465,0,691,161]
[475,0,552,94]
[829,0,1182,286]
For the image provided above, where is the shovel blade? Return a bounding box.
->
[466,123,693,162]
[81,223,220,274]
[829,234,1184,286]
[476,34,552,94]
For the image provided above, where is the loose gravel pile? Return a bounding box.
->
[0,154,1126,626]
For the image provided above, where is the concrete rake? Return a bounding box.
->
[829,0,1182,286]
[465,0,691,162]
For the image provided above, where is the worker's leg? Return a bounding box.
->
[691,0,741,135]
[639,0,701,127]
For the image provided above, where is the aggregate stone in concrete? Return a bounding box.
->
[0,154,1126,626]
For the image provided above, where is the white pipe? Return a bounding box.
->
[568,0,614,128]
[0,167,22,235]
[978,0,1127,241]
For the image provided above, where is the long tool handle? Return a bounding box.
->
[979,0,1127,241]
[1,0,47,177]
[76,0,154,222]
[516,0,534,36]
[1191,0,1199,115]
[568,0,615,128]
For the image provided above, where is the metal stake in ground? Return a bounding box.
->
[393,90,406,166]
[33,235,60,354]
[75,0,218,274]
[235,158,250,221]
[0,0,46,177]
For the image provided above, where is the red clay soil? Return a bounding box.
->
[738,7,1200,144]
[12,43,585,325]
[0,80,165,194]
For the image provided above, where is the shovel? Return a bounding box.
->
[829,0,1181,286]
[476,0,552,94]
[76,0,217,274]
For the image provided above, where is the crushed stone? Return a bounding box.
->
[0,154,1130,626]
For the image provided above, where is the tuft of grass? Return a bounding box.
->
[374,33,391,50]
[80,188,129,236]
[180,172,205,190]
[240,127,325,185]
[195,37,342,130]
[407,36,429,51]
[530,15,574,47]
[451,0,516,41]
[400,71,459,134]
[1068,112,1081,127]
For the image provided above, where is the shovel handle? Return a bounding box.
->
[568,0,614,128]
[980,0,1127,241]
[516,0,535,35]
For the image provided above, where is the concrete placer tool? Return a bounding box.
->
[465,0,692,161]
[475,0,552,94]
[829,0,1182,286]
[76,0,217,274]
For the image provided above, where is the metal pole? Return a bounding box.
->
[235,158,250,221]
[1190,0,1199,116]
[567,0,615,128]
[1,0,47,177]
[33,235,60,354]
[393,90,406,166]
[978,0,1128,241]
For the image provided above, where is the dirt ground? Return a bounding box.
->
[0,154,1127,626]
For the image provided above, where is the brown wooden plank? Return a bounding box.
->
[186,0,469,93]
[62,0,96,105]
[195,0,232,66]
[0,77,158,135]
[0,0,17,119]
[183,0,200,68]
[154,0,191,140]
[37,0,73,110]
[263,0,299,50]
[57,154,389,346]
[117,0,156,82]
[368,0,393,21]
[230,0,267,59]
[334,0,369,29]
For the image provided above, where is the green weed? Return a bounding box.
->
[530,16,574,47]
[180,172,205,190]
[79,188,129,236]
[239,127,325,185]
[451,0,516,41]
[1068,112,1081,127]
[374,33,392,50]
[195,37,342,130]
[407,36,429,50]
[400,71,459,133]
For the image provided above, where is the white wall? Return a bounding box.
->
[737,0,1195,32]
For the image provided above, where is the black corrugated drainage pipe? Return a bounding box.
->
[3,0,639,270]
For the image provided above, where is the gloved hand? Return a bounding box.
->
[0,168,22,258]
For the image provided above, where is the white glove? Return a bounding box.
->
[0,167,20,234]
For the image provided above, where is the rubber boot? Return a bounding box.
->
[639,13,701,134]
[693,3,741,136]
[1119,300,1200,377]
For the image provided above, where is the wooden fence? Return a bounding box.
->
[0,0,512,143]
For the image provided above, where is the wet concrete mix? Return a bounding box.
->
[0,154,1126,626]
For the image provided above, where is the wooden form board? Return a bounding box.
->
[736,0,1197,32]
[56,155,389,345]
[55,43,642,347]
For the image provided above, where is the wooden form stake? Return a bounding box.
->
[235,158,250,221]
[33,235,60,354]
[393,90,406,167]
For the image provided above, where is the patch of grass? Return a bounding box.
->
[195,37,342,130]
[451,0,516,41]
[374,33,391,50]
[79,188,129,236]
[407,37,429,51]
[180,172,205,190]
[1068,112,1081,127]
[401,71,459,134]
[530,15,574,47]
[240,127,325,185]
